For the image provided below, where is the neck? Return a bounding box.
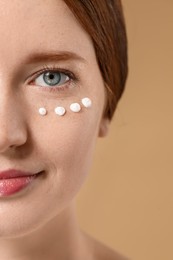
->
[0,200,90,260]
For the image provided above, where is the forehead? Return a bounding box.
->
[0,0,94,63]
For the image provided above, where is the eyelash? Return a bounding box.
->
[29,64,78,93]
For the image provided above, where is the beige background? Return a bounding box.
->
[76,1,173,260]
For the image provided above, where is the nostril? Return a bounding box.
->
[9,145,15,148]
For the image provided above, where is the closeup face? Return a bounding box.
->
[0,0,109,238]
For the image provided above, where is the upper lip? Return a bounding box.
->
[0,169,41,179]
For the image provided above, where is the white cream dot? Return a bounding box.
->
[54,106,66,116]
[81,97,92,108]
[39,107,47,116]
[70,103,81,113]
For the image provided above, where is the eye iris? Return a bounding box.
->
[43,71,61,86]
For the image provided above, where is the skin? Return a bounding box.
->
[0,0,128,259]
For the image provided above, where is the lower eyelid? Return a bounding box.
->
[28,78,76,93]
[38,84,69,92]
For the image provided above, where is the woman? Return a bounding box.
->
[0,0,128,259]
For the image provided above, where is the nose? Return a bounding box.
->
[0,93,27,153]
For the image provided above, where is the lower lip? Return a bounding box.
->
[0,174,41,197]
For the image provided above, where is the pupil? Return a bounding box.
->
[49,74,54,79]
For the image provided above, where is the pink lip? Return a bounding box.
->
[0,169,39,179]
[0,169,43,196]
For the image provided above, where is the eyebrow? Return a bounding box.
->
[24,51,87,65]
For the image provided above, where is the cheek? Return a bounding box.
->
[41,112,98,166]
[30,105,101,193]
[24,74,106,202]
[29,90,104,167]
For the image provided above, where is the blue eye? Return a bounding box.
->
[35,71,70,87]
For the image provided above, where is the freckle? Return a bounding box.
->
[70,103,81,113]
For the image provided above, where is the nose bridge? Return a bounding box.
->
[0,88,27,151]
[0,90,21,130]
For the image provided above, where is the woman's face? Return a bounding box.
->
[0,0,108,238]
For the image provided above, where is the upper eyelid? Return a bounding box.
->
[30,67,70,78]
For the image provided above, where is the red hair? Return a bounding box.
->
[63,0,128,119]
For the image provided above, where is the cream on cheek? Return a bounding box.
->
[27,93,98,170]
[38,97,92,116]
[0,97,98,236]
[29,94,100,203]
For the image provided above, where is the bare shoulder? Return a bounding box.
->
[82,230,130,260]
